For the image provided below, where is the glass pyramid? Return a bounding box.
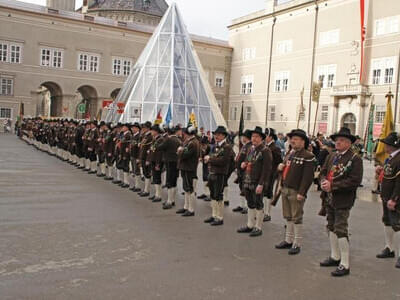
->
[105,3,226,131]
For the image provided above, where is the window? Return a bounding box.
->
[277,40,293,55]
[320,29,340,46]
[320,105,329,121]
[242,48,256,61]
[40,48,63,68]
[245,106,252,121]
[375,105,386,123]
[241,75,254,95]
[10,45,21,63]
[112,57,132,76]
[215,71,225,88]
[0,108,11,119]
[275,71,290,92]
[268,105,276,121]
[0,77,13,96]
[0,41,22,64]
[317,65,336,88]
[78,52,100,72]
[230,106,238,120]
[375,16,400,36]
[371,57,396,85]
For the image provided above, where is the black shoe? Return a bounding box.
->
[204,217,215,223]
[133,188,141,192]
[249,228,262,237]
[152,197,162,203]
[182,211,195,217]
[396,257,400,268]
[376,247,395,259]
[163,203,173,210]
[197,194,207,199]
[149,195,155,200]
[263,215,271,222]
[211,219,224,226]
[140,192,150,197]
[104,177,113,181]
[112,180,121,184]
[129,187,135,191]
[162,185,167,189]
[224,201,229,207]
[77,166,84,169]
[84,168,90,172]
[320,257,341,267]
[241,208,248,215]
[288,246,301,255]
[371,190,380,195]
[203,197,211,202]
[237,226,253,233]
[96,173,102,177]
[232,206,243,213]
[121,184,129,188]
[331,265,350,277]
[176,208,187,214]
[275,241,293,249]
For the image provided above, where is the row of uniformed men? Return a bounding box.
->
[20,118,400,277]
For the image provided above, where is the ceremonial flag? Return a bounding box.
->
[238,101,244,149]
[366,104,375,157]
[360,0,366,83]
[188,109,197,128]
[165,103,172,126]
[312,81,322,103]
[375,91,394,164]
[154,108,162,125]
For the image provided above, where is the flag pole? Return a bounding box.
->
[363,94,374,154]
[297,86,304,128]
[394,48,400,125]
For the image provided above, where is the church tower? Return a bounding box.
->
[46,0,76,12]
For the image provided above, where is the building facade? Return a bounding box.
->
[0,0,232,124]
[228,0,400,137]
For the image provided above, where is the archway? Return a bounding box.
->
[111,88,121,100]
[38,82,63,117]
[341,113,357,135]
[77,85,98,120]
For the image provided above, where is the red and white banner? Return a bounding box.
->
[360,0,366,83]
[102,100,125,114]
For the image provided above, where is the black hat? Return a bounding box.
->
[265,127,277,141]
[132,122,141,130]
[288,129,310,148]
[142,121,152,129]
[213,126,228,136]
[151,124,162,133]
[330,127,357,144]
[251,126,266,139]
[99,121,106,127]
[242,129,252,140]
[380,132,400,148]
[324,140,336,149]
[200,135,209,144]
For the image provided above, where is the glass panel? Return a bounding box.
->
[185,70,198,105]
[173,69,185,104]
[173,104,186,127]
[158,67,171,102]
[199,107,211,131]
[186,43,197,69]
[198,80,209,106]
[160,10,173,33]
[174,35,186,68]
[144,67,157,102]
[159,34,171,66]
[147,37,159,66]
[142,103,157,123]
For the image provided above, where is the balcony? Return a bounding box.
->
[330,84,369,97]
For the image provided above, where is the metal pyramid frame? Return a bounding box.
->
[105,3,226,131]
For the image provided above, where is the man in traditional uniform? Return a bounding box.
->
[138,122,153,197]
[96,122,107,177]
[203,126,234,226]
[103,123,115,180]
[275,129,315,254]
[158,125,181,209]
[319,127,363,276]
[375,132,400,269]
[233,130,252,214]
[117,124,132,188]
[112,124,123,184]
[176,126,200,217]
[263,127,283,222]
[87,121,99,174]
[82,122,91,171]
[237,127,272,236]
[197,135,211,202]
[129,123,142,192]
[148,124,164,202]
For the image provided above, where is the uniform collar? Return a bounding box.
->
[217,139,226,147]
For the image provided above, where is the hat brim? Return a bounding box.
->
[251,131,266,139]
[379,139,400,148]
[287,132,309,148]
[213,130,228,136]
[330,134,356,144]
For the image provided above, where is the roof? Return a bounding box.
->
[88,0,168,17]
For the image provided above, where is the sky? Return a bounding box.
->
[17,0,266,40]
